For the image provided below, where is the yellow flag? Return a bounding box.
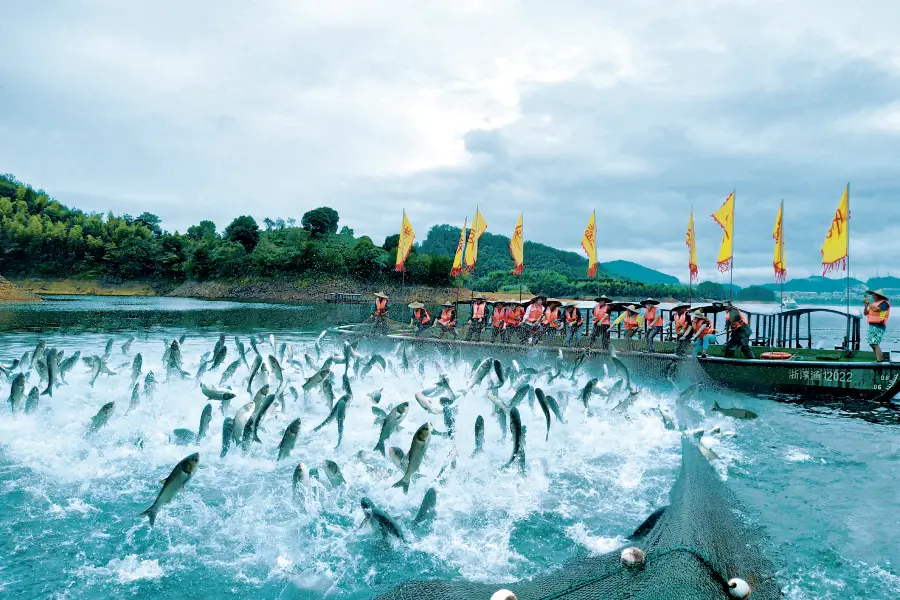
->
[711,192,735,272]
[773,201,786,283]
[581,211,598,277]
[463,208,487,271]
[450,217,467,276]
[510,213,524,275]
[394,210,415,272]
[686,209,698,283]
[821,184,849,275]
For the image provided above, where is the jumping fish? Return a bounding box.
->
[219,360,241,386]
[367,389,382,404]
[25,386,39,414]
[360,497,405,541]
[88,402,115,435]
[392,423,432,494]
[472,415,485,456]
[220,417,234,458]
[711,401,758,420]
[312,395,349,448]
[374,402,409,455]
[277,418,302,461]
[122,336,135,355]
[412,488,437,526]
[139,452,199,527]
[9,373,25,414]
[198,404,213,439]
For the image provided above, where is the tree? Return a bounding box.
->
[263,218,275,231]
[187,220,217,241]
[224,215,260,253]
[383,233,400,252]
[301,207,339,235]
[736,285,776,302]
[135,212,162,235]
[696,281,728,300]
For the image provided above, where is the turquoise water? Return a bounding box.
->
[0,296,898,599]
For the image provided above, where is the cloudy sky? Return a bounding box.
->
[2,1,898,284]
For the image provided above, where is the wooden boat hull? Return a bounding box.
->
[335,325,900,402]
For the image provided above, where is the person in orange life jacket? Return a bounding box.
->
[466,295,488,341]
[671,303,692,355]
[489,301,508,343]
[370,291,390,335]
[436,301,458,340]
[723,302,754,358]
[863,289,891,362]
[690,309,716,358]
[563,302,584,347]
[588,295,612,350]
[533,299,563,343]
[523,296,545,343]
[614,305,641,350]
[505,300,526,343]
[641,298,664,353]
[409,301,432,337]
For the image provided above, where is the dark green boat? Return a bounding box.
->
[340,301,900,402]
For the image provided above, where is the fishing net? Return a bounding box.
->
[374,438,782,600]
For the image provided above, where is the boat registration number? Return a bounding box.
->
[788,369,852,383]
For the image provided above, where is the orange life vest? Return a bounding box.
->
[374,297,388,316]
[674,311,690,334]
[866,300,890,326]
[414,308,431,324]
[438,307,456,326]
[726,310,749,331]
[623,313,639,330]
[542,307,561,328]
[506,306,524,327]
[693,318,715,337]
[525,303,544,323]
[492,306,508,327]
[644,306,663,328]
[593,304,610,325]
[472,302,486,319]
[565,307,583,326]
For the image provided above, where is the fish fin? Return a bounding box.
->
[391,478,410,494]
[140,507,157,527]
[713,401,720,410]
[629,506,667,540]
[40,387,51,397]
[374,440,386,455]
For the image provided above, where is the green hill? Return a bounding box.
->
[600,260,679,285]
[762,276,866,293]
[866,276,900,290]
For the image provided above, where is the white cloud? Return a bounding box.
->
[0,0,898,283]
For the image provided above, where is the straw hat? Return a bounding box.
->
[867,289,889,301]
[626,305,639,313]
[530,295,546,303]
[564,301,579,308]
[442,301,453,307]
[594,295,611,303]
[472,295,486,301]
[641,298,660,306]
[692,309,705,318]
[545,298,563,307]
[374,291,389,299]
[673,303,691,311]
[408,301,425,309]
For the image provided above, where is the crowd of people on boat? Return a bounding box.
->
[369,291,774,358]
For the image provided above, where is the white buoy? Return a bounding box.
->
[490,589,516,600]
[620,546,646,568]
[728,578,751,598]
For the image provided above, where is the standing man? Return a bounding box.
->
[437,302,458,339]
[466,295,488,341]
[613,305,642,351]
[505,300,526,343]
[523,296,545,344]
[489,301,508,343]
[370,291,390,335]
[864,289,891,362]
[409,302,432,337]
[723,303,754,359]
[563,302,584,347]
[671,303,692,355]
[535,299,563,343]
[589,295,612,350]
[641,298,664,353]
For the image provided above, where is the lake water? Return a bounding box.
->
[0,296,898,599]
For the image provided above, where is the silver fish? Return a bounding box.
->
[657,405,675,430]
[88,402,115,435]
[130,354,143,387]
[25,386,39,414]
[41,349,58,397]
[292,462,309,497]
[140,452,199,527]
[201,383,236,401]
[413,488,437,525]
[535,389,552,441]
[374,402,409,454]
[143,371,157,397]
[58,350,81,381]
[612,357,632,391]
[467,358,493,390]
[103,338,114,359]
[312,395,349,448]
[711,401,758,420]
[219,360,241,386]
[235,337,248,368]
[277,418,302,461]
[367,389,383,404]
[361,497,405,541]
[268,355,283,386]
[322,459,346,487]
[249,393,277,443]
[302,368,330,392]
[198,404,213,439]
[503,408,524,471]
[392,423,432,494]
[246,354,263,393]
[122,336,135,355]
[232,401,256,444]
[472,415,484,456]
[170,428,196,446]
[195,358,210,382]
[220,417,234,458]
[9,373,25,414]
[127,383,141,413]
[211,346,227,371]
[414,392,442,414]
[388,446,407,471]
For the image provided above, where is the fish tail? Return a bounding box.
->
[374,439,386,455]
[140,506,157,527]
[41,386,51,397]
[713,401,721,410]
[391,478,410,494]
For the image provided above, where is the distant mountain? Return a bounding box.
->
[866,276,900,290]
[600,260,679,285]
[419,225,679,285]
[762,276,866,293]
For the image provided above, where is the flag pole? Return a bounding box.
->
[780,199,785,307]
[401,209,407,301]
[845,183,851,350]
[730,190,735,301]
[689,204,693,304]
[594,209,600,298]
[519,213,524,303]
[471,206,478,301]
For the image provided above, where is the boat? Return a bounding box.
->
[781,297,799,310]
[337,300,900,403]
